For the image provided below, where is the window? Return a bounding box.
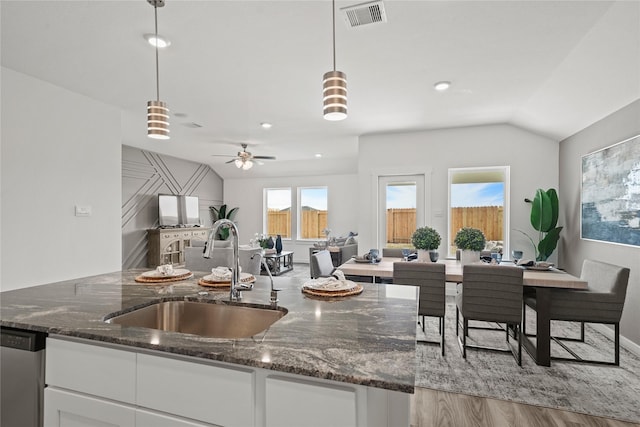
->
[378,175,425,249]
[448,167,509,257]
[298,187,328,240]
[265,188,291,238]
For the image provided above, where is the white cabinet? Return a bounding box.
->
[137,353,254,427]
[45,336,408,427]
[44,388,135,427]
[265,376,357,427]
[46,337,136,404]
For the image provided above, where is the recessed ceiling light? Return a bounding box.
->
[315,153,322,158]
[144,33,171,48]
[434,81,451,92]
[260,122,273,129]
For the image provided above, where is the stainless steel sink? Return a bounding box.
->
[106,300,287,339]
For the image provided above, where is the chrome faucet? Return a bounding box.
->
[205,219,252,301]
[253,251,280,307]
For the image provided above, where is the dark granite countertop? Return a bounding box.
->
[0,270,418,393]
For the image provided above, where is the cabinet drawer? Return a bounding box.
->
[137,354,254,427]
[46,338,136,403]
[265,376,357,427]
[191,230,209,239]
[44,387,135,427]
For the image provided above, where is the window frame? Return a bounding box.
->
[297,186,329,241]
[263,187,292,240]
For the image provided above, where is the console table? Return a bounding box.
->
[262,251,294,276]
[146,227,210,268]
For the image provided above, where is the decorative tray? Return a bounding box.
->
[135,269,193,283]
[301,279,364,298]
[352,257,381,264]
[525,265,555,271]
[198,272,256,288]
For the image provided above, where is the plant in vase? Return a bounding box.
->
[454,227,486,266]
[209,204,239,240]
[516,188,563,262]
[411,226,441,262]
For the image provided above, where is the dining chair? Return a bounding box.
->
[239,247,263,276]
[523,259,630,365]
[393,261,446,355]
[310,250,336,278]
[382,248,415,258]
[456,264,524,365]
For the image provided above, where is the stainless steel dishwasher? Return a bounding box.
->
[1,327,46,427]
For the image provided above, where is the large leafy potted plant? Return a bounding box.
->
[209,204,238,240]
[454,227,486,266]
[411,226,441,262]
[518,188,563,262]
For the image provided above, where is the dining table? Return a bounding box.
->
[337,257,588,366]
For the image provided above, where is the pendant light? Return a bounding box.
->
[323,0,347,121]
[147,0,170,140]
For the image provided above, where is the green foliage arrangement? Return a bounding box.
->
[209,204,239,240]
[517,188,563,261]
[454,227,486,252]
[411,226,441,250]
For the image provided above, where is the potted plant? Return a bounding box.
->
[411,226,441,262]
[517,188,563,262]
[454,227,486,266]
[209,204,238,240]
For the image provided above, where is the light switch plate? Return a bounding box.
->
[75,205,92,217]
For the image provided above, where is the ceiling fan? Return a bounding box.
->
[211,143,276,170]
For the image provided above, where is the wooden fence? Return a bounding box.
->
[386,208,416,243]
[450,206,503,241]
[267,206,503,243]
[267,209,328,239]
[386,206,503,244]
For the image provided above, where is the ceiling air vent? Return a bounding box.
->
[341,0,387,28]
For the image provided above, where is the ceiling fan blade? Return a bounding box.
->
[252,155,276,160]
[211,154,236,158]
[225,159,237,164]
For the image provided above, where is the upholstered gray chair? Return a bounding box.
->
[393,261,446,355]
[184,241,233,272]
[239,247,263,276]
[456,264,524,365]
[523,259,630,365]
[310,250,336,278]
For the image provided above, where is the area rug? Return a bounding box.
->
[414,299,640,424]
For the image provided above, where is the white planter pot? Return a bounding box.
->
[417,249,430,261]
[460,250,480,266]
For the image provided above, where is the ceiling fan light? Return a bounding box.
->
[242,160,254,170]
[234,159,243,168]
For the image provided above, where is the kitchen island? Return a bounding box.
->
[0,270,418,427]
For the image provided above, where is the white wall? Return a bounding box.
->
[1,68,122,291]
[357,124,559,258]
[223,174,359,262]
[559,99,640,346]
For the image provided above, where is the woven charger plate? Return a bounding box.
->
[198,273,256,288]
[135,271,193,284]
[301,281,363,298]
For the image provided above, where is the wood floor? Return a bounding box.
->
[410,387,640,427]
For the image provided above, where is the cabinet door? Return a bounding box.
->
[46,338,136,404]
[265,376,357,427]
[136,409,216,427]
[44,388,135,427]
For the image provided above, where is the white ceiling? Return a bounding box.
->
[2,1,639,179]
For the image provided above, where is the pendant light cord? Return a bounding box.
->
[154,5,160,101]
[332,0,336,72]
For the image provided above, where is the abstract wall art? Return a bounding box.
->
[581,134,640,247]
